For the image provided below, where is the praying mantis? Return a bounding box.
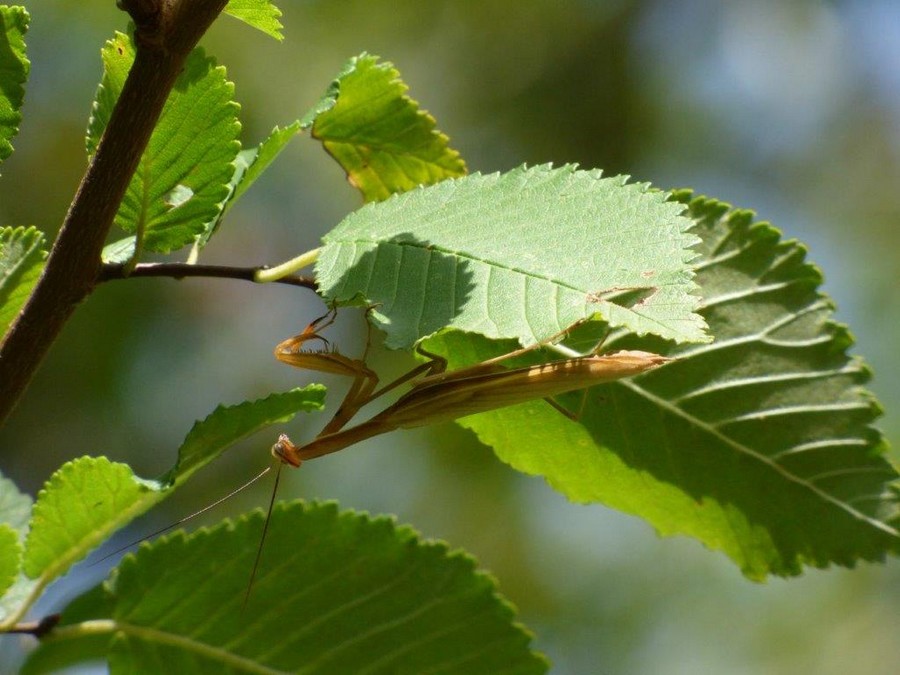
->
[270,306,671,465]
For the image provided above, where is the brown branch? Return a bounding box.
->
[0,0,230,427]
[98,262,318,290]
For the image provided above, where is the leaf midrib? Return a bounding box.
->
[622,377,900,539]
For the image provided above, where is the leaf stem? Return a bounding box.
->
[99,262,318,290]
[254,247,321,282]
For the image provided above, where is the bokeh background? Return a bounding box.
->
[2,1,899,673]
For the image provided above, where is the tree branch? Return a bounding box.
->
[98,262,318,290]
[0,0,230,427]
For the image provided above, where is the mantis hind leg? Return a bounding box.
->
[544,389,592,422]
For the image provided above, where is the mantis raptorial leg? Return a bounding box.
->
[274,306,381,435]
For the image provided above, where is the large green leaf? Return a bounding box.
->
[18,388,323,598]
[0,6,29,165]
[312,53,467,202]
[24,502,547,674]
[317,164,708,349]
[0,226,46,337]
[89,33,241,257]
[224,0,283,40]
[429,193,899,579]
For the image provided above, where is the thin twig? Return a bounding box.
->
[3,614,61,638]
[98,262,318,290]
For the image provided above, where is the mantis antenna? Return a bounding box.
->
[91,465,273,566]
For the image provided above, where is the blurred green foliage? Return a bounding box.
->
[0,2,897,673]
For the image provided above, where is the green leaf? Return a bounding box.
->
[23,457,154,581]
[312,53,467,202]
[224,0,283,40]
[0,6,29,165]
[21,388,324,590]
[88,33,241,256]
[0,470,31,538]
[0,226,46,338]
[195,121,303,249]
[317,164,708,348]
[0,470,35,624]
[27,503,547,674]
[99,236,136,265]
[0,524,21,605]
[229,122,301,208]
[0,470,30,610]
[161,385,325,486]
[434,192,899,579]
[299,65,343,129]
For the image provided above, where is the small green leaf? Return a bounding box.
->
[224,0,283,40]
[23,457,155,581]
[0,470,35,624]
[0,470,31,538]
[317,164,708,348]
[99,236,135,265]
[0,226,47,338]
[437,192,899,579]
[299,65,343,129]
[162,385,325,487]
[195,121,303,248]
[27,503,547,674]
[87,33,241,255]
[312,53,467,202]
[0,6,29,165]
[21,388,324,590]
[0,525,21,603]
[229,122,301,208]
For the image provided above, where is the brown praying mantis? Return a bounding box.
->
[269,306,671,465]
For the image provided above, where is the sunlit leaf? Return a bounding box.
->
[23,457,154,581]
[224,0,283,40]
[20,388,324,589]
[0,471,30,538]
[25,503,547,674]
[0,525,21,603]
[195,121,303,248]
[160,385,324,486]
[317,164,708,348]
[0,6,29,165]
[312,53,466,202]
[431,192,899,579]
[0,470,35,624]
[88,33,241,256]
[0,226,46,338]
